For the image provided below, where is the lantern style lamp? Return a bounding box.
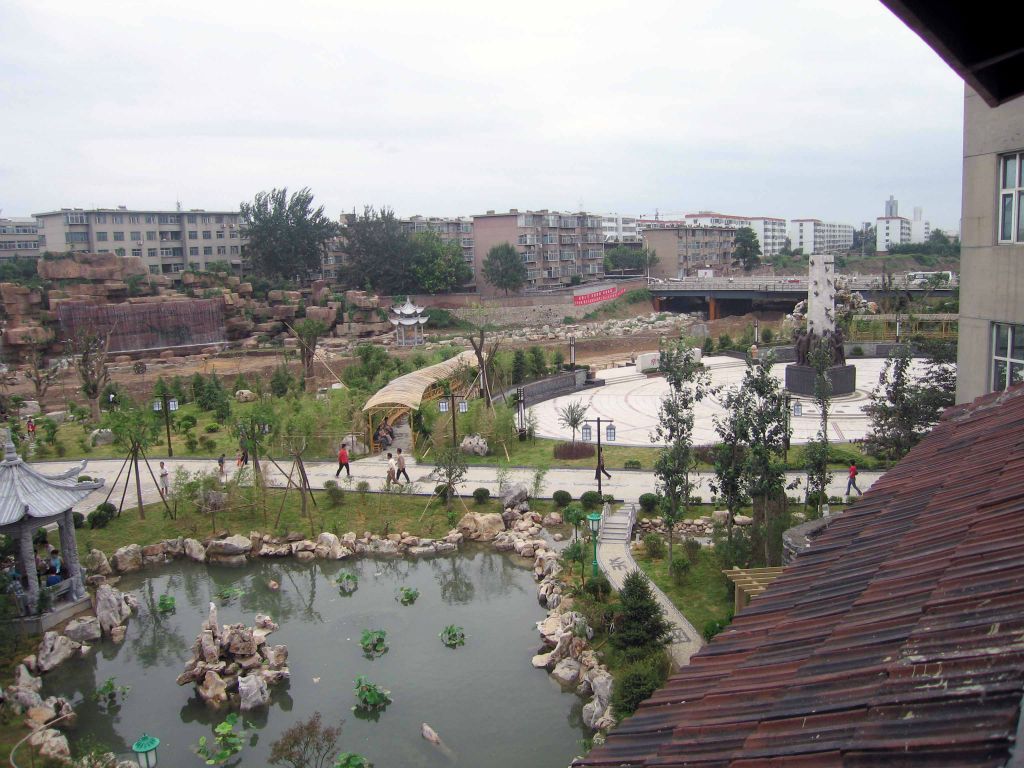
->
[132,734,160,767]
[587,512,602,578]
[581,424,592,442]
[605,423,616,442]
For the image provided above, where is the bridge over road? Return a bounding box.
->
[650,276,955,319]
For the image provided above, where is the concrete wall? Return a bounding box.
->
[957,85,1024,403]
[495,369,588,407]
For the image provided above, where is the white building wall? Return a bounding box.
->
[876,216,912,252]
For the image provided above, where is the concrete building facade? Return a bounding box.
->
[683,212,787,257]
[400,216,475,280]
[911,206,932,243]
[601,214,641,244]
[34,207,244,276]
[471,210,605,295]
[875,215,912,252]
[789,219,855,254]
[957,86,1024,402]
[643,225,737,279]
[0,217,40,261]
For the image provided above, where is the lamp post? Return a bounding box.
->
[587,512,601,578]
[438,393,469,449]
[515,386,526,439]
[581,417,616,496]
[569,336,577,369]
[132,733,160,767]
[152,393,178,457]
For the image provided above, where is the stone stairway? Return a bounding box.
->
[599,503,633,544]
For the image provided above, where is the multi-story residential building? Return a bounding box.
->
[643,225,737,279]
[910,206,932,243]
[399,216,475,280]
[33,207,244,277]
[684,212,787,257]
[601,214,640,244]
[471,210,605,295]
[0,217,40,261]
[789,219,855,254]
[875,216,912,252]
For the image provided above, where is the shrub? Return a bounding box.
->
[611,652,670,719]
[472,487,490,504]
[761,328,774,344]
[177,414,197,432]
[72,512,85,529]
[583,572,612,602]
[580,490,603,511]
[356,480,370,496]
[89,502,116,529]
[624,459,642,470]
[610,570,673,661]
[717,333,733,351]
[851,345,865,357]
[643,533,666,559]
[434,484,453,501]
[205,423,221,433]
[552,490,572,508]
[701,336,714,356]
[77,475,92,482]
[199,435,217,452]
[323,480,344,507]
[684,538,702,563]
[669,555,690,583]
[185,435,199,453]
[702,616,732,642]
[638,493,660,514]
[553,442,595,460]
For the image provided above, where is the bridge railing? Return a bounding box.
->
[651,276,912,292]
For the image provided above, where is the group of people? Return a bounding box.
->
[374,418,395,450]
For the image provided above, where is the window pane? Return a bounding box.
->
[994,360,1008,391]
[1012,362,1024,388]
[995,324,1010,356]
[1003,155,1018,189]
[1012,325,1024,361]
[1002,194,1015,240]
[1018,192,1024,242]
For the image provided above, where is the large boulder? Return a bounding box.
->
[234,389,258,403]
[197,671,229,706]
[36,632,82,674]
[459,434,489,456]
[238,673,269,711]
[501,483,530,508]
[206,535,251,556]
[313,532,348,560]
[94,584,133,637]
[183,538,206,562]
[84,549,112,576]
[63,617,102,643]
[28,728,70,762]
[456,512,505,542]
[551,658,582,687]
[110,544,143,574]
[90,429,115,446]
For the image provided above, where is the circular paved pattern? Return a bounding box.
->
[532,356,926,446]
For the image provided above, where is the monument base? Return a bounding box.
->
[785,364,856,397]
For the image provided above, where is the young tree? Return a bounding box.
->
[710,388,747,557]
[731,227,762,273]
[511,349,527,385]
[73,331,112,421]
[269,711,341,768]
[429,445,468,509]
[557,400,588,445]
[804,340,834,512]
[240,187,339,279]
[410,232,472,294]
[863,347,919,461]
[105,402,159,520]
[609,570,673,662]
[527,346,547,379]
[482,243,527,296]
[291,318,328,391]
[23,341,61,404]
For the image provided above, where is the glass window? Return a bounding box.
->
[146,231,157,241]
[202,231,211,239]
[999,152,1024,243]
[1001,195,1014,241]
[96,231,108,241]
[993,323,1024,392]
[188,231,197,239]
[147,248,157,257]
[129,215,141,224]
[113,231,125,241]
[190,247,199,256]
[112,215,123,224]
[203,246,213,255]
[1002,155,1017,189]
[94,214,106,224]
[130,231,142,241]
[188,214,197,224]
[132,248,142,257]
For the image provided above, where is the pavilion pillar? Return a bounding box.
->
[60,510,85,601]
[18,523,38,612]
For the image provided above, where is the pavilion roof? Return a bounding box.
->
[362,350,476,413]
[0,435,105,525]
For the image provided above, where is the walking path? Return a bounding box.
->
[598,503,703,667]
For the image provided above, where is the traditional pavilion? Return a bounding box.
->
[0,431,103,614]
[389,299,429,347]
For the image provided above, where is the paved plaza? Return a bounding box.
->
[533,356,927,446]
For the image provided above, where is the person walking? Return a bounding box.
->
[846,461,862,496]
[335,443,351,478]
[595,447,612,481]
[159,461,170,499]
[217,453,226,480]
[396,448,411,484]
[26,418,36,441]
[240,447,249,466]
[385,452,397,489]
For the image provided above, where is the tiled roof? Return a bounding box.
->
[0,436,104,525]
[579,384,1024,767]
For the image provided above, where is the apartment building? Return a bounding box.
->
[471,210,605,295]
[0,217,40,261]
[875,215,912,252]
[684,212,787,256]
[789,219,855,254]
[33,207,244,276]
[911,206,932,243]
[643,225,737,279]
[400,216,475,279]
[601,214,640,244]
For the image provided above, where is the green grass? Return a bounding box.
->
[634,549,733,635]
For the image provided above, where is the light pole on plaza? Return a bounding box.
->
[587,512,601,578]
[581,417,616,496]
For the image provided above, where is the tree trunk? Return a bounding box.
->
[132,445,145,520]
[90,397,101,422]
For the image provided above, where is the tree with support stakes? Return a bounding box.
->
[72,330,113,422]
[23,339,62,404]
[232,404,278,525]
[271,408,320,538]
[104,402,170,520]
[289,318,329,392]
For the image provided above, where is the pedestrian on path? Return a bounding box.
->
[846,462,862,496]
[235,451,243,469]
[396,448,411,484]
[335,443,351,478]
[386,452,397,488]
[26,418,35,441]
[240,448,249,466]
[217,453,226,480]
[159,461,170,499]
[595,447,612,481]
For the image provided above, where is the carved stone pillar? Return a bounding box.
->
[60,510,85,601]
[18,523,38,612]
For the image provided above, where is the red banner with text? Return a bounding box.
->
[572,285,625,306]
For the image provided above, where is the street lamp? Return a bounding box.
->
[438,394,469,448]
[515,386,527,439]
[587,512,601,578]
[569,336,577,369]
[152,394,178,457]
[582,416,615,496]
[132,734,160,767]
[783,393,792,453]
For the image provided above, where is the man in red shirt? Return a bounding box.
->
[335,443,350,478]
[846,461,862,496]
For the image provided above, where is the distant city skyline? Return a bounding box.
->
[0,1,964,233]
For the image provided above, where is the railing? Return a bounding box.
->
[651,276,953,292]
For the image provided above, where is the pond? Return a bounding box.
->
[45,549,588,767]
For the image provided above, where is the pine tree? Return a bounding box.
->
[511,350,527,385]
[610,570,672,662]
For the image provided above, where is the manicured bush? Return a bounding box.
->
[90,502,116,529]
[472,487,490,504]
[643,533,666,559]
[77,475,92,483]
[611,652,670,719]
[204,423,221,433]
[638,493,660,514]
[199,435,217,452]
[717,333,734,351]
[702,616,732,642]
[553,442,595,460]
[624,459,642,470]
[761,328,774,344]
[669,555,690,583]
[323,480,345,507]
[72,512,85,529]
[580,490,603,511]
[552,490,572,508]
[434,484,453,501]
[850,345,865,357]
[583,572,612,602]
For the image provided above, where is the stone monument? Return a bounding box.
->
[785,254,856,396]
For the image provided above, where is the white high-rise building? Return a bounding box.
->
[876,216,912,252]
[683,212,787,256]
[911,206,932,243]
[788,219,854,254]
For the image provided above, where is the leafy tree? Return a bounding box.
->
[604,246,658,274]
[23,340,60,403]
[268,711,341,768]
[527,346,547,378]
[804,341,834,511]
[429,446,468,509]
[482,243,527,296]
[292,318,328,390]
[609,570,672,662]
[563,501,585,541]
[240,187,339,279]
[341,207,416,294]
[511,350,527,385]
[72,331,112,421]
[271,364,296,397]
[731,227,762,273]
[410,232,472,293]
[557,400,588,445]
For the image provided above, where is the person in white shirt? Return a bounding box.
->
[386,453,397,488]
[159,461,170,499]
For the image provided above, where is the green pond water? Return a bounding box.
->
[45,550,589,766]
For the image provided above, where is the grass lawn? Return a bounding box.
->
[75,488,559,560]
[634,549,733,636]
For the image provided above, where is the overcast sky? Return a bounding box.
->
[0,0,964,230]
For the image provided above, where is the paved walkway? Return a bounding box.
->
[598,503,703,667]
